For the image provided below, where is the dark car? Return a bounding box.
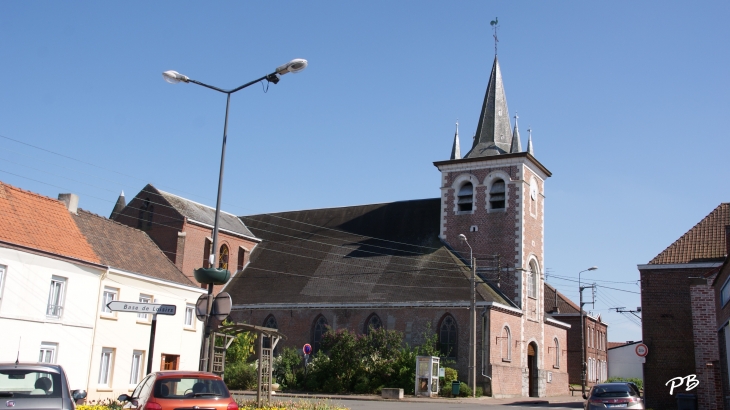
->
[119,371,237,410]
[584,382,644,409]
[0,363,87,410]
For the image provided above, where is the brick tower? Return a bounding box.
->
[434,56,551,314]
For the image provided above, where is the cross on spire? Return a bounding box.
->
[490,17,499,56]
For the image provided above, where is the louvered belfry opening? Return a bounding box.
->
[489,180,506,209]
[457,183,474,211]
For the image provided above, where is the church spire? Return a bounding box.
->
[510,114,522,153]
[465,56,512,158]
[450,121,461,160]
[526,128,534,155]
[110,190,126,220]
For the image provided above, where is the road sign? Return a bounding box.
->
[195,292,232,322]
[106,301,176,316]
[635,343,648,357]
[303,343,312,355]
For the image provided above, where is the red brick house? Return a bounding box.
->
[226,55,571,398]
[639,203,729,410]
[544,283,608,387]
[111,184,261,293]
[713,225,730,409]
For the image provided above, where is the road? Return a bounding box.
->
[233,393,584,409]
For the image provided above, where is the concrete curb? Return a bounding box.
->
[231,391,585,406]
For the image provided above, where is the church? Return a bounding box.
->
[223,54,571,397]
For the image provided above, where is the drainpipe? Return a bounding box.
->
[481,307,492,395]
[85,268,108,394]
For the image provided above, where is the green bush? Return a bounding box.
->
[274,347,305,389]
[606,377,643,391]
[458,382,472,397]
[224,361,257,390]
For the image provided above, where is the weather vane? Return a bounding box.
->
[490,17,499,56]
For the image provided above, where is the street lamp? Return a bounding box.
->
[163,58,308,372]
[579,266,598,399]
[458,234,476,398]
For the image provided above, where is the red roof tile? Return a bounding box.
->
[0,182,99,263]
[650,204,730,264]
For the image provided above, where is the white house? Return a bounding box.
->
[71,207,205,400]
[0,185,105,391]
[0,182,206,400]
[607,341,644,381]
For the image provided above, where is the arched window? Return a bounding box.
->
[554,338,560,368]
[219,244,229,270]
[137,198,150,229]
[528,261,538,298]
[438,314,458,358]
[312,315,328,353]
[501,326,512,361]
[489,179,506,209]
[263,315,278,350]
[457,183,474,212]
[364,313,382,335]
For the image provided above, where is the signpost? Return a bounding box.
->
[106,301,177,374]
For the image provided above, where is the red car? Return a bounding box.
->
[119,371,237,410]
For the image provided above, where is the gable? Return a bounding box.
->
[650,203,730,264]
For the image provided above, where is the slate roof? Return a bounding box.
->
[228,198,511,306]
[149,185,256,239]
[544,283,580,314]
[0,182,100,264]
[649,203,730,264]
[72,210,195,286]
[466,56,514,158]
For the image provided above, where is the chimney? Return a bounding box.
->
[58,193,79,214]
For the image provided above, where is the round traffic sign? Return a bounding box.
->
[303,343,312,355]
[635,343,648,357]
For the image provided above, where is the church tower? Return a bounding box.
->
[434,56,551,315]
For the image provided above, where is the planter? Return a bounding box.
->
[271,383,280,392]
[193,267,231,285]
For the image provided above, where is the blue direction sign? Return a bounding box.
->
[106,301,176,316]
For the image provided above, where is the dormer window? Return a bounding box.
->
[457,183,474,212]
[489,180,506,209]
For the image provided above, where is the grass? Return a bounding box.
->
[236,398,348,410]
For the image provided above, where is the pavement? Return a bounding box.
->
[231,390,586,406]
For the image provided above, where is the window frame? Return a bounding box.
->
[438,314,458,359]
[501,326,512,362]
[184,304,195,328]
[39,342,58,364]
[130,350,144,386]
[488,179,506,210]
[553,338,560,368]
[219,244,229,271]
[364,313,382,335]
[46,276,67,318]
[98,348,115,386]
[137,294,153,321]
[100,286,119,317]
[311,315,328,353]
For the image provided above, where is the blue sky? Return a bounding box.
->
[1,1,728,343]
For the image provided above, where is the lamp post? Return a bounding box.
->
[579,266,598,399]
[458,234,476,398]
[162,59,308,372]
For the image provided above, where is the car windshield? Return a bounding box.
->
[593,385,631,398]
[153,377,229,399]
[0,369,62,398]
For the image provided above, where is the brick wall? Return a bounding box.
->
[690,274,722,410]
[640,267,716,410]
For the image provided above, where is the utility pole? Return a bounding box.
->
[578,267,597,399]
[470,256,477,398]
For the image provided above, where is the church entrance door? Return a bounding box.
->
[527,342,538,397]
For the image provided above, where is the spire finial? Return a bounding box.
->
[450,120,461,160]
[490,17,499,56]
[510,113,522,153]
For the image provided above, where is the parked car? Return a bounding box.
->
[584,382,644,409]
[119,371,237,410]
[0,362,87,410]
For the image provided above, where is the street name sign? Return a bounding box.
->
[106,301,176,316]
